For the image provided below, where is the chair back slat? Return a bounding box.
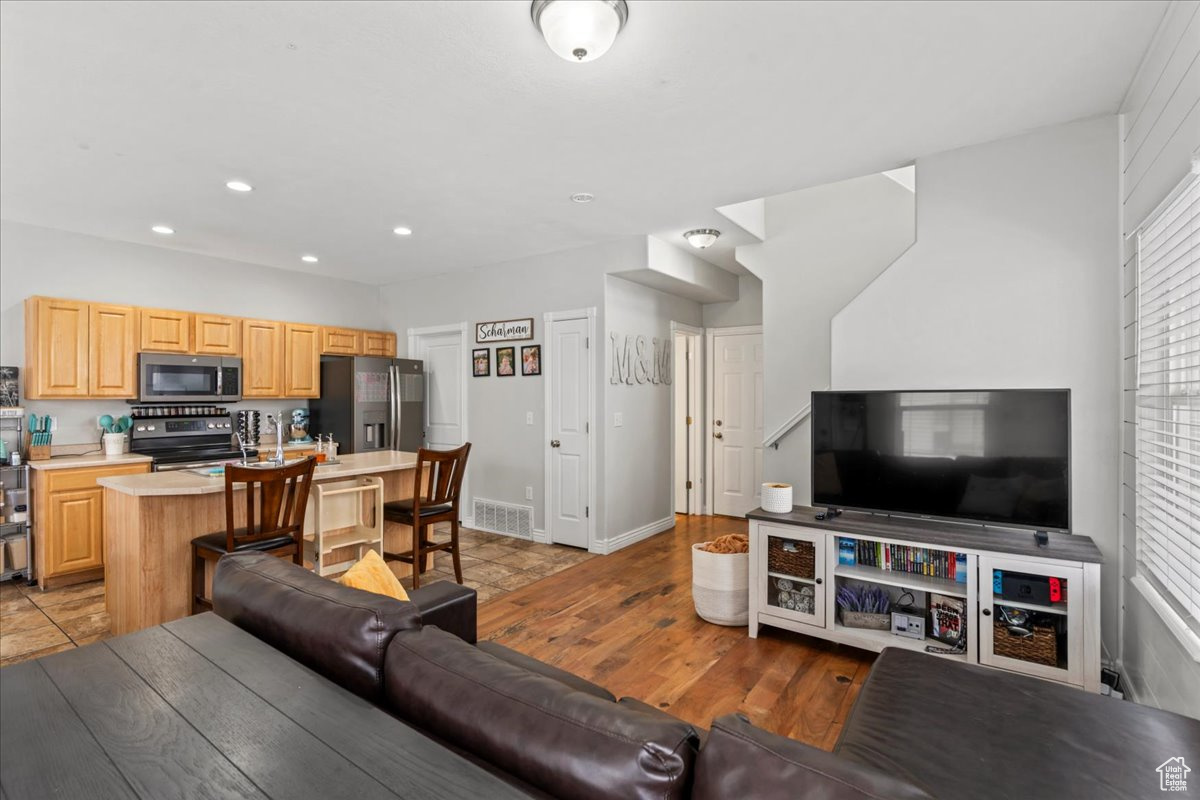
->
[411,444,471,515]
[224,458,318,551]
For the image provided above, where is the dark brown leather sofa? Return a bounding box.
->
[213,553,1200,800]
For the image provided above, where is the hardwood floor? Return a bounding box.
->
[481,514,877,750]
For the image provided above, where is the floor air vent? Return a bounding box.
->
[472,499,534,540]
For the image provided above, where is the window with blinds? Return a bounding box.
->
[1135,173,1199,632]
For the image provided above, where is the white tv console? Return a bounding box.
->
[747,506,1103,692]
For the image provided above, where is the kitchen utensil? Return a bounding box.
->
[99,414,114,433]
[115,415,132,433]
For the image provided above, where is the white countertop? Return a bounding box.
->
[27,453,154,471]
[97,450,418,497]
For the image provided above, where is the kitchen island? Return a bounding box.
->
[99,451,427,635]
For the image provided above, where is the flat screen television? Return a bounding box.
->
[812,389,1070,532]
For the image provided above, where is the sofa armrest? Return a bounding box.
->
[408,581,477,643]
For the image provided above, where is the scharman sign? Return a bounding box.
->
[476,318,534,343]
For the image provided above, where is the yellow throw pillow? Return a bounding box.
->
[337,549,410,601]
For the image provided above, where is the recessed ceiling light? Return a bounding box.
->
[392,226,413,236]
[570,192,595,203]
[151,225,175,235]
[301,255,319,263]
[683,228,721,249]
[225,180,254,192]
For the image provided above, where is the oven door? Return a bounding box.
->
[138,354,224,402]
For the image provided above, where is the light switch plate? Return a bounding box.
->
[526,411,533,425]
[525,486,533,500]
[614,412,623,428]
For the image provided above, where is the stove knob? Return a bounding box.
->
[136,425,146,432]
[207,423,216,429]
[147,425,156,431]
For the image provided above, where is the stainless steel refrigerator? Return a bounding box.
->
[308,357,425,454]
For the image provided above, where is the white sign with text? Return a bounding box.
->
[476,318,534,343]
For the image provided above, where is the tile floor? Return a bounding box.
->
[0,526,594,668]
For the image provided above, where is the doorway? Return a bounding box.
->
[543,309,596,550]
[407,323,470,505]
[706,326,764,517]
[672,324,703,515]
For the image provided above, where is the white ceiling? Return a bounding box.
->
[0,0,1167,286]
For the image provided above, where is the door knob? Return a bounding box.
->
[715,419,723,427]
[550,440,561,448]
[714,432,723,440]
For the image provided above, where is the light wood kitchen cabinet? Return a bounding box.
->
[193,314,241,356]
[362,330,397,357]
[139,308,192,353]
[33,462,150,589]
[24,296,90,398]
[284,323,321,397]
[243,319,285,397]
[88,303,138,397]
[321,327,361,355]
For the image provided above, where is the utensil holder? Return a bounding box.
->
[103,433,127,456]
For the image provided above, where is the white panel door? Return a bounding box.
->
[550,317,590,549]
[712,333,763,517]
[411,330,465,452]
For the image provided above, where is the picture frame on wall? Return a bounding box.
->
[472,348,491,377]
[496,346,516,376]
[521,345,541,376]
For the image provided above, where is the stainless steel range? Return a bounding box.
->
[129,408,257,471]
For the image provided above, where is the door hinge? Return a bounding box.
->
[586,421,589,433]
[586,337,590,348]
[586,506,589,518]
[687,480,693,489]
[686,415,693,425]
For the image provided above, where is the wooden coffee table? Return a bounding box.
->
[0,613,532,799]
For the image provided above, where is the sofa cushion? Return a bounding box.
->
[693,714,932,800]
[385,626,699,800]
[213,552,420,701]
[836,647,1200,800]
[476,640,616,701]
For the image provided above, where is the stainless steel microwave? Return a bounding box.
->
[138,354,242,403]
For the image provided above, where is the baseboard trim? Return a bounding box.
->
[590,516,675,555]
[532,528,549,544]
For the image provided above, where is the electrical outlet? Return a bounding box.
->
[525,486,533,501]
[526,411,533,425]
[614,412,623,428]
[49,416,57,432]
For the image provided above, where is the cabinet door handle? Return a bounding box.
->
[815,578,823,585]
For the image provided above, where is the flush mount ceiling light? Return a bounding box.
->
[683,228,721,249]
[225,180,254,192]
[301,255,319,263]
[570,192,595,203]
[392,226,413,236]
[151,225,175,235]
[531,0,628,63]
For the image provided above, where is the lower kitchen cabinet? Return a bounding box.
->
[33,462,150,589]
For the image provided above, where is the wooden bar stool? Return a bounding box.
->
[383,443,471,589]
[191,457,317,614]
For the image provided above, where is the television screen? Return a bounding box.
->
[812,390,1070,531]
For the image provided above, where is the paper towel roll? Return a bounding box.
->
[762,483,793,513]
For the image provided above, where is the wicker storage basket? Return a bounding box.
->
[992,622,1058,667]
[692,543,749,626]
[767,536,815,580]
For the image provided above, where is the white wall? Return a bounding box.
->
[604,275,701,546]
[0,220,384,445]
[737,174,916,500]
[702,274,763,328]
[1117,0,1200,718]
[831,116,1123,659]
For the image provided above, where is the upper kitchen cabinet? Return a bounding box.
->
[242,319,284,397]
[138,308,192,353]
[284,323,321,397]
[193,314,241,356]
[88,303,138,397]
[362,330,397,357]
[320,326,361,355]
[25,296,89,398]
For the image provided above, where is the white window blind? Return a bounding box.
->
[1136,173,1200,631]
